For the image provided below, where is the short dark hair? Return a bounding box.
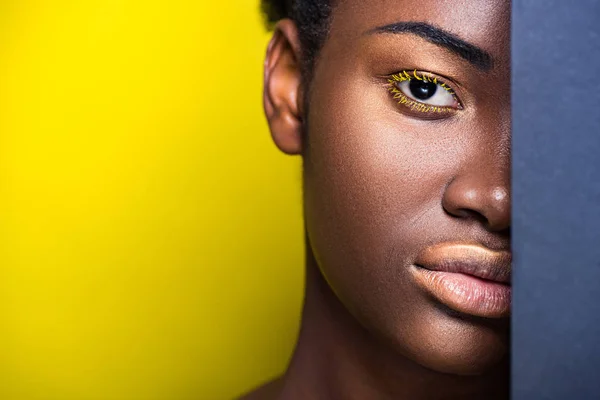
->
[261,0,333,79]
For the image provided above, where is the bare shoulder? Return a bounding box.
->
[237,378,284,400]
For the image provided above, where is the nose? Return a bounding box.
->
[442,162,511,233]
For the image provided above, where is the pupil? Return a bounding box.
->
[409,80,437,100]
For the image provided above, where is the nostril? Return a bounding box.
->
[449,207,490,226]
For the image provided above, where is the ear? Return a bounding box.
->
[263,19,304,155]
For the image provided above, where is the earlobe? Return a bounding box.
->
[263,19,304,155]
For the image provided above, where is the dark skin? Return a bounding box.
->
[244,1,510,399]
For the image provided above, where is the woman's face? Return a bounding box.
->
[268,0,511,375]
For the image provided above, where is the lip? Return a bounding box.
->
[411,243,511,319]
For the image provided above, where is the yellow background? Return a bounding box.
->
[0,1,304,399]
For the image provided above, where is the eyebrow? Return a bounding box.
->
[366,21,493,71]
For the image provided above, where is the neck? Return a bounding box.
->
[277,248,509,400]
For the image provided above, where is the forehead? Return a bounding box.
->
[329,0,510,61]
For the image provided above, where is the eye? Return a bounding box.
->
[398,79,455,107]
[387,70,462,115]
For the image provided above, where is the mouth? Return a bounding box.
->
[411,243,511,319]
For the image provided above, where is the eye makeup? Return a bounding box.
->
[386,70,463,117]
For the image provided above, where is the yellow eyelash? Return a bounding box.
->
[387,70,455,95]
[386,70,458,114]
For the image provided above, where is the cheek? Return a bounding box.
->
[303,76,457,275]
[305,81,446,333]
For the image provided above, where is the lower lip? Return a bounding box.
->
[411,266,511,318]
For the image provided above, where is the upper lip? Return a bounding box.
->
[415,243,511,284]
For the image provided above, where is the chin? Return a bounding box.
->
[390,305,510,376]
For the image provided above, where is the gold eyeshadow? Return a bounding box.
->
[386,70,462,115]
